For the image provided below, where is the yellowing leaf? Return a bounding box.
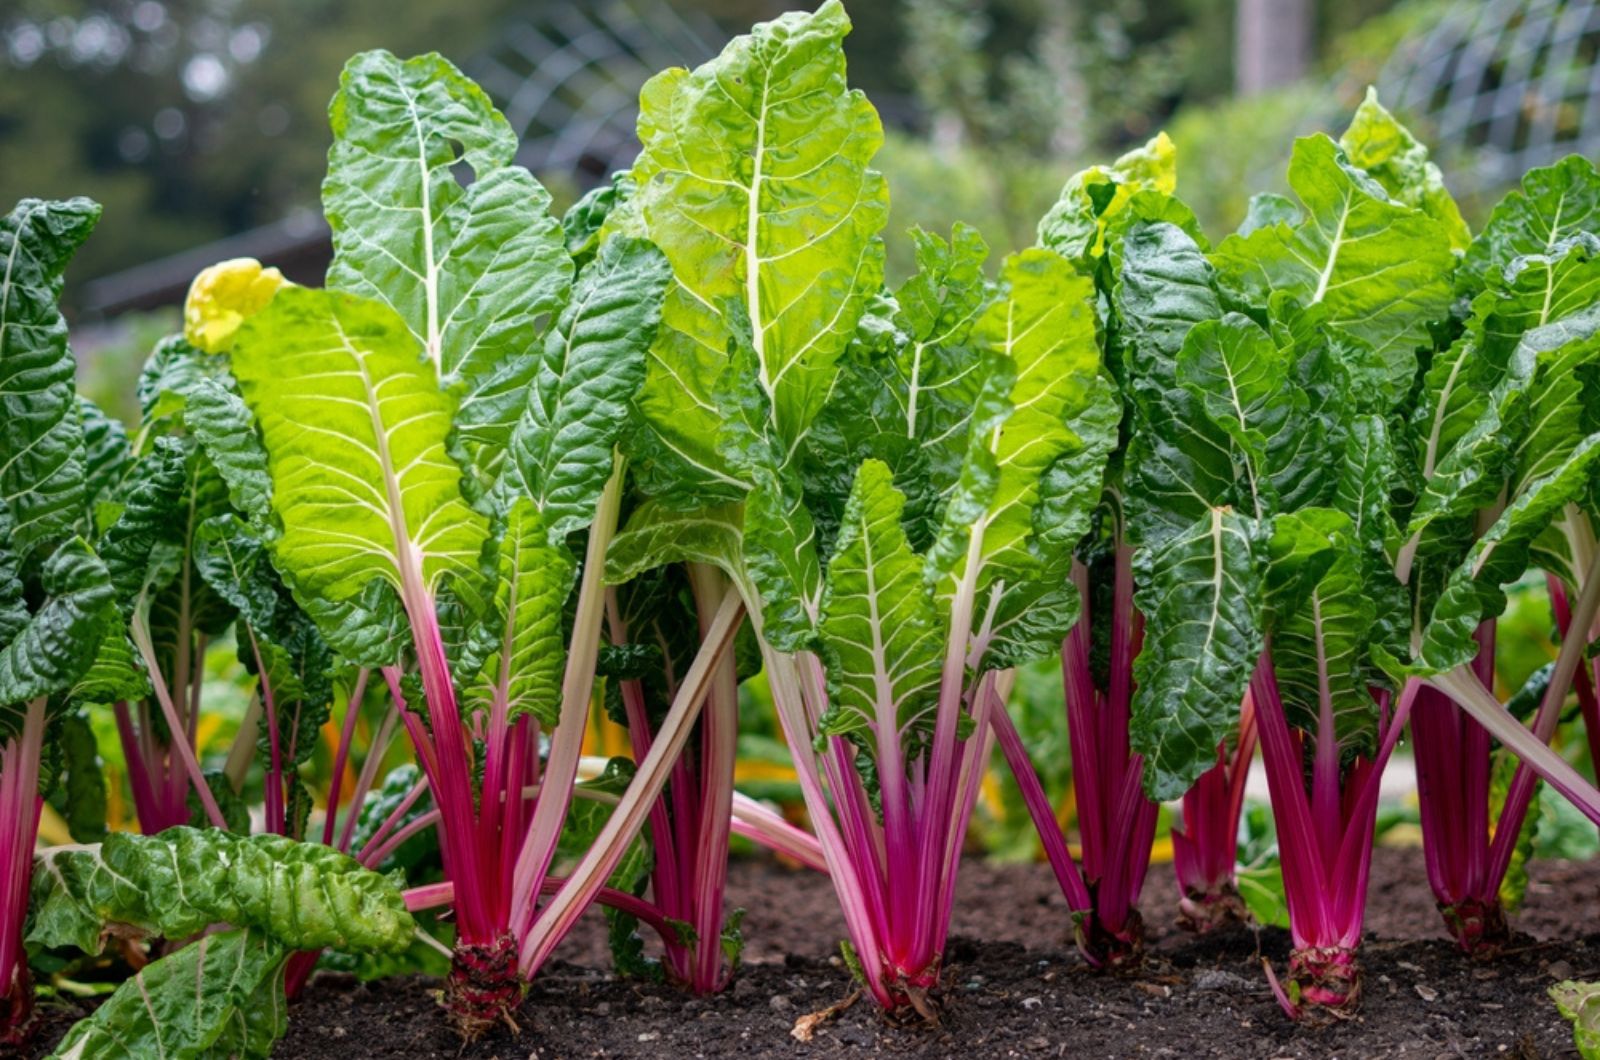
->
[183,258,288,353]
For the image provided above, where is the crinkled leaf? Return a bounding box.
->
[624,0,888,498]
[76,396,129,514]
[1113,221,1233,544]
[0,538,115,739]
[0,197,99,559]
[929,249,1103,669]
[606,501,747,588]
[47,928,288,1060]
[502,235,670,538]
[1175,312,1297,518]
[816,460,942,750]
[97,437,189,610]
[1404,434,1600,676]
[29,826,415,955]
[1130,508,1266,800]
[1037,132,1176,263]
[1462,155,1600,293]
[324,50,572,455]
[463,498,576,725]
[1266,508,1378,751]
[1211,134,1454,400]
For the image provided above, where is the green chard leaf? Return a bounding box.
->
[0,538,116,739]
[1266,508,1380,752]
[0,197,100,560]
[804,224,992,551]
[1211,133,1455,401]
[500,234,670,537]
[324,49,572,482]
[1461,155,1600,293]
[928,247,1102,670]
[229,287,492,661]
[462,497,575,726]
[48,928,288,1060]
[1113,220,1234,544]
[29,826,414,956]
[1338,87,1470,252]
[1130,508,1267,799]
[1037,132,1176,264]
[622,0,889,501]
[1174,312,1298,519]
[76,395,130,515]
[816,460,943,749]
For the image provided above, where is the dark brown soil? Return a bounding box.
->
[30,847,1600,1057]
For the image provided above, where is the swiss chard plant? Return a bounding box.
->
[594,1,1110,1013]
[30,827,414,1057]
[989,132,1256,960]
[0,196,117,1047]
[1396,151,1600,953]
[220,47,771,1037]
[1118,93,1600,1020]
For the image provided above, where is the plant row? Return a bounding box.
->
[1,1,1599,1054]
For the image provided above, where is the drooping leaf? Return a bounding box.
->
[606,501,747,589]
[1130,508,1266,800]
[29,826,415,955]
[623,0,889,498]
[47,928,288,1060]
[1405,434,1600,676]
[0,197,100,559]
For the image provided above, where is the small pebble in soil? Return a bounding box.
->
[637,1031,659,1042]
[1415,983,1439,1001]
[1546,959,1573,979]
[768,995,791,1011]
[1022,996,1043,1010]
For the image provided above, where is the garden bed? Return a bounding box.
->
[33,846,1572,1059]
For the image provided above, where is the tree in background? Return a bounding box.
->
[0,0,514,283]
